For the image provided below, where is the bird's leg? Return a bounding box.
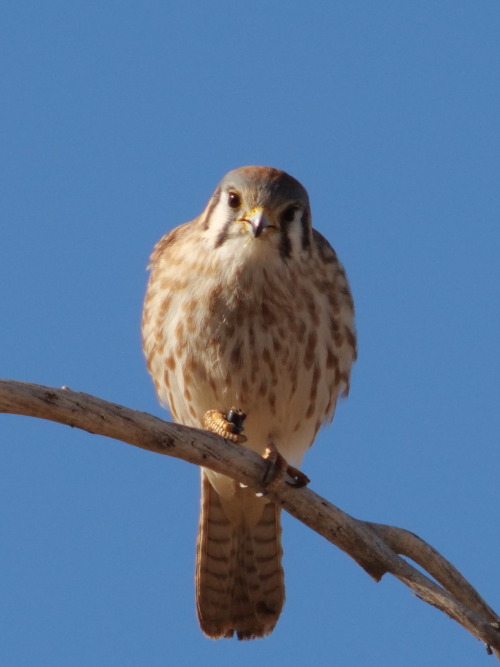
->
[203,409,309,493]
[203,408,248,444]
[262,444,310,493]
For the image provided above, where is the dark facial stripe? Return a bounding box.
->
[201,187,221,230]
[214,219,232,248]
[301,207,312,250]
[279,223,292,259]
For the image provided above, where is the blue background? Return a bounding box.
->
[1,2,499,666]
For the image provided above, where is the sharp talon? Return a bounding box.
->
[262,446,283,487]
[285,466,310,488]
[203,408,247,443]
[260,446,309,494]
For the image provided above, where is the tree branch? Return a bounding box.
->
[1,379,499,658]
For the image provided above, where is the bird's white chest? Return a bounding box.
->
[147,262,340,465]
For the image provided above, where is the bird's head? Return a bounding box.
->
[202,166,312,262]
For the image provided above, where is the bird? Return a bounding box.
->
[142,166,357,640]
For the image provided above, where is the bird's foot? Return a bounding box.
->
[260,445,310,495]
[203,408,248,444]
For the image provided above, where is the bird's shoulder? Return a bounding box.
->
[148,219,198,267]
[311,228,339,266]
[311,227,356,328]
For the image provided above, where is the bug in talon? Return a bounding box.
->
[204,409,248,444]
[226,408,246,435]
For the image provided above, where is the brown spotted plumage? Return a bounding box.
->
[142,166,356,640]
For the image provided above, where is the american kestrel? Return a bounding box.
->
[142,166,356,640]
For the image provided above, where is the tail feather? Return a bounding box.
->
[196,471,284,640]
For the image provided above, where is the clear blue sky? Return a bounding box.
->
[1,2,499,666]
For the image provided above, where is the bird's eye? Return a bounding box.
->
[228,192,241,209]
[281,205,298,223]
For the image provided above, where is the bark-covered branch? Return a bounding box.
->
[1,379,499,659]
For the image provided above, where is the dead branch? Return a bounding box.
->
[1,379,499,658]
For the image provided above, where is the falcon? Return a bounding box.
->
[142,166,356,639]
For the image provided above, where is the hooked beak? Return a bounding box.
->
[243,208,273,238]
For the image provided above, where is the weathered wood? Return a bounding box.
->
[1,379,499,658]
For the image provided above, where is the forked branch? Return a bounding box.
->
[1,379,499,659]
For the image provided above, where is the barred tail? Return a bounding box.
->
[196,471,284,640]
